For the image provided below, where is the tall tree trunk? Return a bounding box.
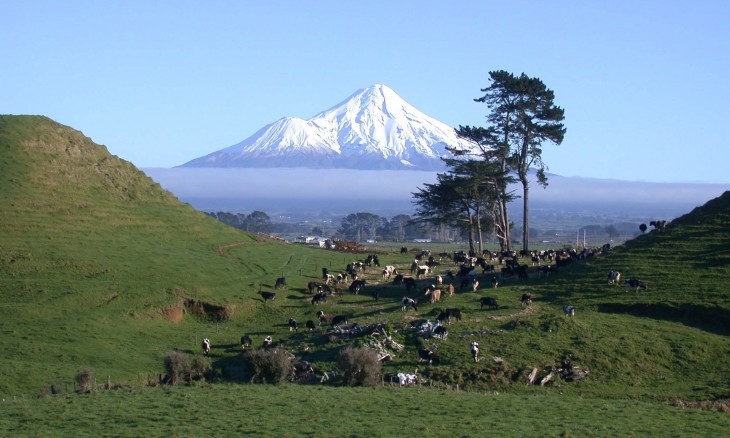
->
[476,204,483,254]
[521,180,529,253]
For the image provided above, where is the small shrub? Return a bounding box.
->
[75,368,95,393]
[242,348,293,384]
[163,351,210,385]
[338,346,381,387]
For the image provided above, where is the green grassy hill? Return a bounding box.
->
[1,115,728,416]
[0,115,263,393]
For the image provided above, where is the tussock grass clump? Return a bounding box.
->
[163,351,211,385]
[338,346,382,387]
[75,368,95,393]
[242,349,293,384]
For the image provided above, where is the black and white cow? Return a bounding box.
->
[288,318,298,332]
[274,277,287,289]
[331,314,349,327]
[201,338,211,356]
[480,296,499,310]
[470,341,480,362]
[305,320,316,331]
[404,277,417,293]
[259,291,276,302]
[349,279,367,295]
[311,292,327,305]
[521,293,534,307]
[401,296,418,311]
[624,278,648,292]
[608,271,621,285]
[563,305,575,316]
[240,335,251,349]
[437,308,462,325]
[417,348,436,364]
[433,325,449,340]
[262,336,273,348]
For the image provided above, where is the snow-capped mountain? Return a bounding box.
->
[180,84,473,170]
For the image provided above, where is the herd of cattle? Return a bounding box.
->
[200,244,650,374]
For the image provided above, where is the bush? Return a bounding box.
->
[242,348,293,384]
[338,346,381,387]
[163,351,211,385]
[75,368,95,393]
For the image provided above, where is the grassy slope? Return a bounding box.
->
[0,115,728,432]
[0,115,260,392]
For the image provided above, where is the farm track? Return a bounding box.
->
[214,241,259,256]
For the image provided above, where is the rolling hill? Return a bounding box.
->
[1,115,729,420]
[0,115,260,393]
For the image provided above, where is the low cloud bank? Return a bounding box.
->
[143,168,727,210]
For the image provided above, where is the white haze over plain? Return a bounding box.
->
[144,167,727,207]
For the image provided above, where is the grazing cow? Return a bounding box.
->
[331,315,349,327]
[305,320,316,331]
[416,267,429,279]
[521,293,534,307]
[201,338,211,356]
[437,308,462,325]
[480,296,499,310]
[424,287,442,304]
[404,277,417,293]
[433,325,449,340]
[316,310,333,326]
[307,281,321,294]
[563,305,575,316]
[417,348,436,364]
[608,271,621,285]
[392,274,404,286]
[470,341,480,362]
[288,318,298,332]
[259,291,276,302]
[624,278,648,292]
[311,292,327,305]
[401,296,418,311]
[324,274,335,285]
[240,335,251,349]
[382,265,398,281]
[274,277,287,289]
[262,336,273,347]
[396,372,418,386]
[349,279,367,295]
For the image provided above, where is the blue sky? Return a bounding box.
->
[2,0,728,183]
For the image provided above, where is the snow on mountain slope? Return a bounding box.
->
[181,84,473,170]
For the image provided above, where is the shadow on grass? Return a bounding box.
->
[598,302,730,335]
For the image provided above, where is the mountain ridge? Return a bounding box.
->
[180,84,473,170]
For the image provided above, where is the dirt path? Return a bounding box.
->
[487,303,539,321]
[214,241,257,256]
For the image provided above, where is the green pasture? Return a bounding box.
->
[1,116,729,434]
[2,384,728,437]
